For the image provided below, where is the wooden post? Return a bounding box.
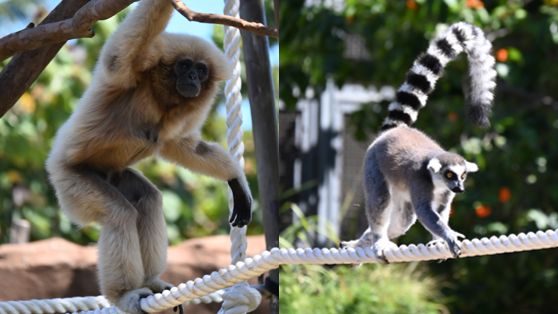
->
[239,0,279,311]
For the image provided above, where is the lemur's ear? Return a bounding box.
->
[427,158,442,173]
[465,161,479,173]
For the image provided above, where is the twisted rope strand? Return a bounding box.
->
[219,0,263,313]
[2,230,557,314]
[0,291,224,314]
[223,0,247,269]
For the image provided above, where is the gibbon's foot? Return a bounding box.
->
[115,287,153,314]
[228,178,252,227]
[173,305,185,314]
[372,237,398,263]
[143,277,173,293]
[144,277,185,314]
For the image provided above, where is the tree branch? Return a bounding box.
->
[0,0,137,62]
[0,0,279,116]
[0,0,89,118]
[169,0,278,38]
[0,0,278,61]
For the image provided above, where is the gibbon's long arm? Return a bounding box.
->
[160,136,243,181]
[99,0,174,87]
[160,136,252,226]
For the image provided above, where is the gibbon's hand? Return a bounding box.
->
[227,178,252,227]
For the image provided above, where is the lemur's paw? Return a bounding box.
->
[426,239,446,248]
[446,239,462,258]
[444,231,465,258]
[372,238,398,263]
[115,287,153,314]
[340,239,360,248]
[341,232,377,249]
[373,238,398,252]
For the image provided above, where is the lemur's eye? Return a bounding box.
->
[445,171,455,180]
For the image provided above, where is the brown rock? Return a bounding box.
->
[0,235,271,313]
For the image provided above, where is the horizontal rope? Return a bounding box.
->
[0,290,224,314]
[1,229,557,314]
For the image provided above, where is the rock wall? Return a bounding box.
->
[0,235,269,313]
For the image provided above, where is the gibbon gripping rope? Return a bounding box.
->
[1,229,557,313]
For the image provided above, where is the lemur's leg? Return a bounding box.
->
[428,195,453,245]
[387,202,417,239]
[343,157,397,259]
[109,169,171,293]
[411,182,464,258]
[363,158,392,241]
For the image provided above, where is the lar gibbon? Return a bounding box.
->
[46,0,252,312]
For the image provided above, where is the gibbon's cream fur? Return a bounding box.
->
[46,0,252,313]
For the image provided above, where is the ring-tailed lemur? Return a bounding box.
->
[342,22,497,259]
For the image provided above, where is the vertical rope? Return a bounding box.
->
[223,0,248,266]
[219,0,262,313]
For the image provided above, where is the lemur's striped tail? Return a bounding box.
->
[381,22,497,130]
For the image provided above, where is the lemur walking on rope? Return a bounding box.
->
[343,22,497,260]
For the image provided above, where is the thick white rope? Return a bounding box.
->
[0,296,111,314]
[2,229,558,314]
[224,0,247,268]
[0,291,225,314]
[219,0,262,313]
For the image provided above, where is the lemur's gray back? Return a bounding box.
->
[381,22,497,131]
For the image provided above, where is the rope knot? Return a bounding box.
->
[217,283,261,314]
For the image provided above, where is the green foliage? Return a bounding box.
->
[0,10,261,244]
[281,0,558,312]
[280,205,447,314]
[280,263,446,314]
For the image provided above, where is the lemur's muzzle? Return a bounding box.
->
[451,186,464,193]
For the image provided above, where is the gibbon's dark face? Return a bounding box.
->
[173,58,209,98]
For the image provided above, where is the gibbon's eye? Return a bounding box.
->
[174,59,193,74]
[445,171,455,180]
[195,62,209,82]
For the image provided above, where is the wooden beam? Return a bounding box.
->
[239,0,279,311]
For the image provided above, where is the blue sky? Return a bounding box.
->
[1,1,279,130]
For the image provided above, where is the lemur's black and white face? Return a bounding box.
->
[427,155,478,193]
